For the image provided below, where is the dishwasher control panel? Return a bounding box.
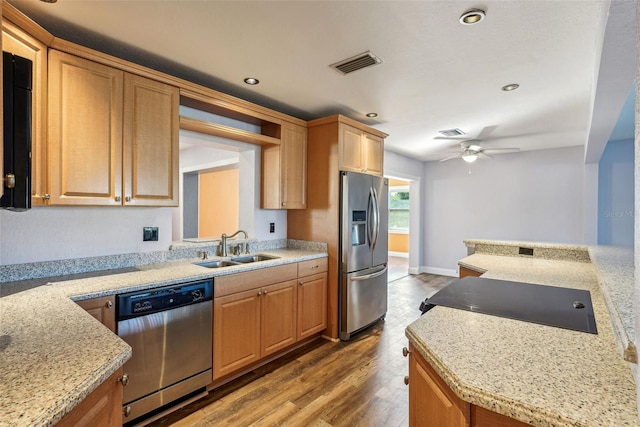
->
[117,279,213,320]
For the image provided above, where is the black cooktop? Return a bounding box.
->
[421,277,597,334]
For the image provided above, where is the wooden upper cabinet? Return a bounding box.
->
[47,50,179,206]
[261,121,307,209]
[2,20,48,205]
[48,50,124,206]
[339,122,384,176]
[123,74,179,206]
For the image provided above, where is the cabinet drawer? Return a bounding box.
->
[215,263,298,298]
[298,257,328,277]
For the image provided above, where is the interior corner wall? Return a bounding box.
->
[597,138,635,247]
[423,146,585,273]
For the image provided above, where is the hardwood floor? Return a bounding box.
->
[148,273,454,427]
[387,256,409,282]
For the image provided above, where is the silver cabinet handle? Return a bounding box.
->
[404,376,409,385]
[123,406,132,417]
[105,300,113,309]
[125,196,131,202]
[402,347,410,357]
[115,196,121,202]
[351,266,388,282]
[118,373,129,386]
[42,194,50,201]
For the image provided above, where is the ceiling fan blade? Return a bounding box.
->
[482,148,520,154]
[439,154,462,162]
[477,152,492,159]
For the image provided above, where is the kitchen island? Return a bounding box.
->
[0,245,327,427]
[405,240,637,426]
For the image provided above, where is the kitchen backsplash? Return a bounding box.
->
[0,239,326,284]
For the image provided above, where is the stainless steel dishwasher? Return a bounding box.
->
[117,279,213,424]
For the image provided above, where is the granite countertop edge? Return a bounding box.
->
[405,244,637,427]
[0,248,327,427]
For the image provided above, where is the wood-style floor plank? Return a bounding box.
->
[148,271,452,427]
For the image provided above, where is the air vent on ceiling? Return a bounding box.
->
[438,128,466,137]
[330,51,382,75]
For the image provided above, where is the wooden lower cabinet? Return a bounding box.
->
[213,259,328,380]
[409,343,470,427]
[408,343,529,427]
[75,296,116,332]
[261,279,298,356]
[213,278,298,378]
[213,288,262,378]
[459,266,483,279]
[297,272,328,340]
[57,368,124,427]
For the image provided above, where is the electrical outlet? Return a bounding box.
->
[143,227,159,241]
[269,223,275,233]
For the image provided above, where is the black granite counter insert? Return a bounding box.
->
[423,276,597,334]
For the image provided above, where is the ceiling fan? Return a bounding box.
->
[438,140,520,163]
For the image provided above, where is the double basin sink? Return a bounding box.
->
[195,254,279,269]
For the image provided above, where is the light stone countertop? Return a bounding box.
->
[406,247,638,427]
[0,248,327,427]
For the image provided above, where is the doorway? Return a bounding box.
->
[387,177,410,282]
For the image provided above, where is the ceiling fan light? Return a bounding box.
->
[462,154,478,163]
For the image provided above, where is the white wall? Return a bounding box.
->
[384,150,425,274]
[423,146,586,275]
[0,207,172,265]
[598,138,634,246]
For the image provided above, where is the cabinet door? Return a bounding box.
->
[409,344,470,427]
[261,122,307,209]
[75,296,116,333]
[2,21,48,205]
[123,74,179,206]
[48,50,124,206]
[261,279,297,357]
[297,272,327,340]
[338,123,363,173]
[57,368,124,427]
[280,122,307,209]
[363,132,383,176]
[214,290,261,378]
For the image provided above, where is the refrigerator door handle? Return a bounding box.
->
[367,187,375,250]
[372,186,380,250]
[351,266,388,282]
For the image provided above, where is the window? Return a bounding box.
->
[389,185,409,232]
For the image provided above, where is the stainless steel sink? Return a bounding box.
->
[230,254,279,263]
[194,260,241,269]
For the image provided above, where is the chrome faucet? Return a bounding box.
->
[220,230,248,257]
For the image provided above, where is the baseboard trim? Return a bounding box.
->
[419,266,458,277]
[388,251,409,258]
[408,266,420,275]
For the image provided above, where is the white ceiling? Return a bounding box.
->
[8,0,636,162]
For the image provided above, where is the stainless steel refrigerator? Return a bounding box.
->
[339,171,388,341]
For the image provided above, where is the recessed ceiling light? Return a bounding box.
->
[459,9,486,25]
[39,0,57,3]
[366,112,378,118]
[502,83,520,91]
[243,77,259,85]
